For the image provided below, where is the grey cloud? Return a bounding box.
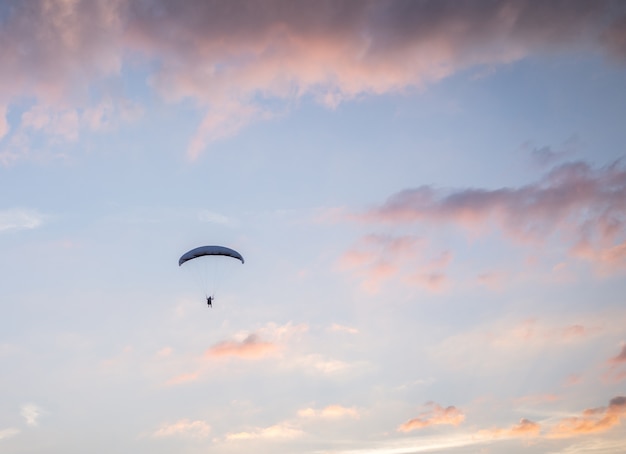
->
[2,0,625,156]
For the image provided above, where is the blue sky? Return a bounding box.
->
[1,1,626,453]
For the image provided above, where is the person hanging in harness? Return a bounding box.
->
[206,295,213,308]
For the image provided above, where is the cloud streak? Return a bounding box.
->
[0,428,20,440]
[0,209,46,233]
[206,333,277,359]
[152,419,211,439]
[225,422,303,441]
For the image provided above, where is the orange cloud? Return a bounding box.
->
[550,396,626,438]
[398,403,464,432]
[478,418,541,439]
[206,333,276,359]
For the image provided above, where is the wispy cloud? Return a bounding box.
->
[398,402,464,432]
[152,419,211,439]
[165,372,200,386]
[0,208,46,233]
[0,105,8,140]
[0,428,20,440]
[20,404,43,427]
[549,396,626,438]
[336,234,450,293]
[329,323,359,335]
[603,343,626,383]
[290,353,355,376]
[225,422,303,441]
[430,313,611,376]
[477,418,541,439]
[298,404,360,420]
[608,344,626,365]
[206,333,277,359]
[197,209,234,225]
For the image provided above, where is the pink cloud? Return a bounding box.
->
[336,234,421,293]
[475,270,508,290]
[337,234,454,293]
[206,333,276,359]
[357,161,626,274]
[398,402,464,432]
[564,374,584,387]
[550,396,626,437]
[561,325,586,340]
[489,318,590,346]
[405,271,449,292]
[603,344,626,383]
[609,344,626,365]
[2,1,625,158]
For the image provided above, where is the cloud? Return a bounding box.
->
[197,210,233,225]
[0,105,8,140]
[355,161,626,274]
[225,422,303,441]
[165,372,200,386]
[608,344,626,364]
[0,428,20,440]
[430,314,609,377]
[550,396,626,438]
[21,104,80,142]
[2,1,625,157]
[152,419,211,438]
[20,404,43,427]
[329,323,359,335]
[478,418,541,439]
[603,343,626,383]
[337,234,453,293]
[298,404,360,420]
[0,208,46,233]
[398,402,464,432]
[291,353,354,375]
[206,333,277,359]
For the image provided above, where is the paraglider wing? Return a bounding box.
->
[178,245,245,266]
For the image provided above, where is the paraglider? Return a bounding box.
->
[179,245,244,308]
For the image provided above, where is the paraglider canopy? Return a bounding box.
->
[178,245,245,266]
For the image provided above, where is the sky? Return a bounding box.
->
[1,0,626,453]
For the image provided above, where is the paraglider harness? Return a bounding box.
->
[206,295,213,308]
